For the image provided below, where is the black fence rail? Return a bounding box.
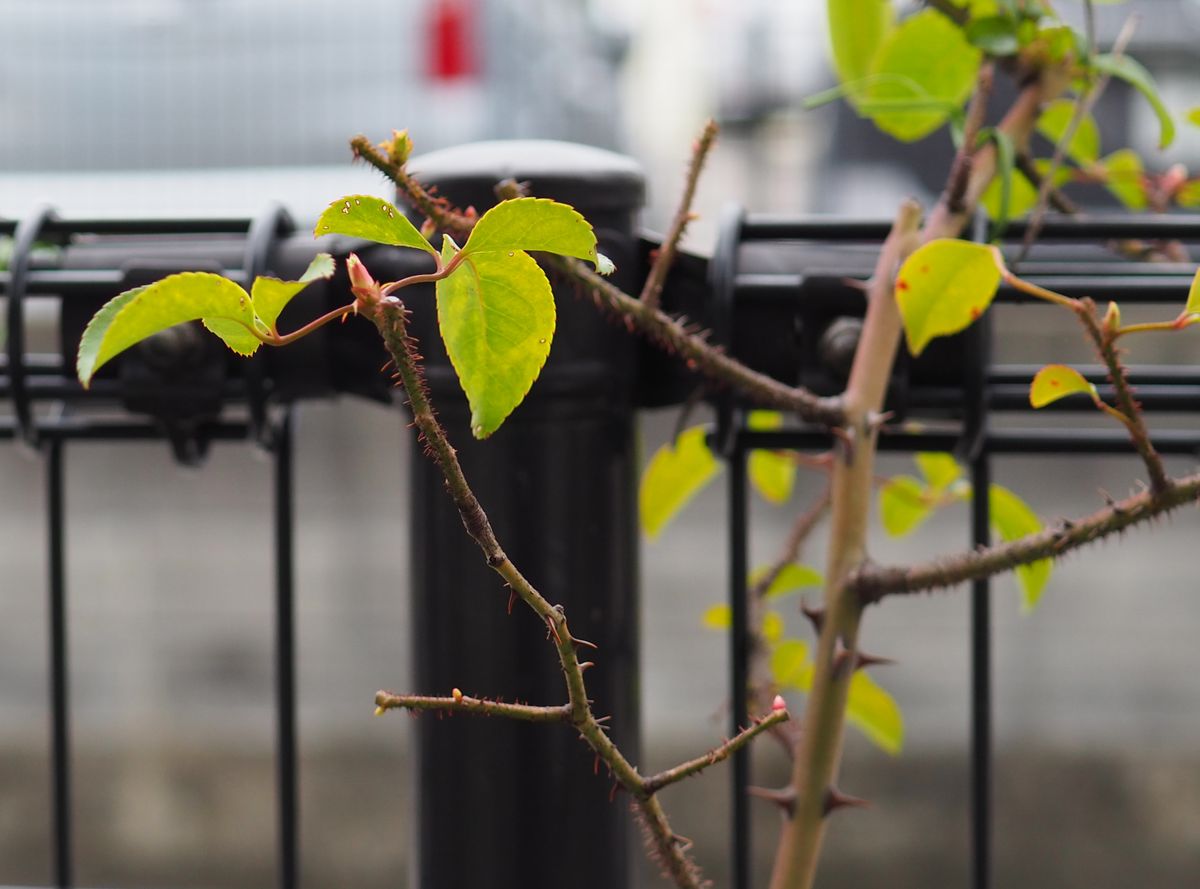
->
[2,143,1199,889]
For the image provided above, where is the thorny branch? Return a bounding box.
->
[640,118,718,311]
[1073,299,1171,493]
[350,261,791,889]
[850,467,1200,602]
[374,691,573,723]
[642,708,791,795]
[350,130,847,429]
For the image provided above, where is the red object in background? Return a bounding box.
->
[428,0,476,81]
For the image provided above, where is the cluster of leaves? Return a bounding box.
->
[820,1,1198,225]
[640,417,910,755]
[77,193,613,440]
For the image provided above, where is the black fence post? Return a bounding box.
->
[401,142,645,889]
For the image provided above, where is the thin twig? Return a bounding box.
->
[641,119,719,310]
[1073,298,1170,492]
[642,709,791,795]
[374,691,573,723]
[1018,11,1138,263]
[746,486,832,747]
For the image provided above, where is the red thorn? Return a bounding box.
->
[506,588,517,615]
[572,636,599,651]
[594,755,600,776]
[609,782,619,803]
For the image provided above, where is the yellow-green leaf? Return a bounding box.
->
[880,474,932,536]
[640,426,721,539]
[895,239,1003,356]
[827,0,894,86]
[78,274,254,387]
[1037,99,1101,164]
[751,563,825,600]
[990,484,1051,612]
[1091,54,1175,149]
[461,197,608,271]
[747,411,796,504]
[1177,180,1200,208]
[702,603,731,630]
[846,672,904,756]
[862,10,982,142]
[436,238,556,438]
[1029,364,1097,408]
[915,452,960,492]
[1185,268,1200,316]
[314,195,436,256]
[251,253,335,332]
[762,611,785,644]
[770,639,813,690]
[1099,149,1147,211]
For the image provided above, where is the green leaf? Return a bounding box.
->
[1188,108,1200,127]
[1185,269,1200,316]
[762,611,785,644]
[981,159,1073,222]
[1098,149,1147,210]
[251,253,336,331]
[78,273,253,387]
[985,128,1017,232]
[915,452,961,491]
[1037,99,1101,164]
[639,426,721,539]
[1091,54,1175,149]
[965,16,1020,56]
[314,195,436,256]
[436,238,556,438]
[702,603,731,630]
[750,563,825,600]
[747,411,796,504]
[462,197,608,271]
[201,317,261,356]
[846,672,904,756]
[1177,180,1200,208]
[826,0,894,86]
[880,474,933,536]
[989,483,1051,612]
[1029,364,1097,408]
[895,239,1003,356]
[862,9,982,142]
[770,639,813,690]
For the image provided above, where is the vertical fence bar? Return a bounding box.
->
[969,458,992,889]
[728,441,750,889]
[273,409,298,889]
[46,437,73,888]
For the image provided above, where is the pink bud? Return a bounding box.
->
[346,253,373,288]
[772,695,787,713]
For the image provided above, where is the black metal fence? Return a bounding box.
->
[3,146,1199,889]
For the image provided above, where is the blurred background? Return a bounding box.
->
[2,1,1200,887]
